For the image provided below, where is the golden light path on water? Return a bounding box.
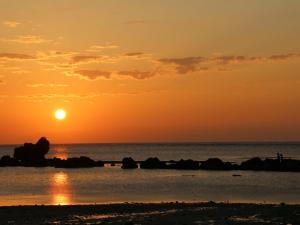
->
[53,146,68,160]
[49,146,72,205]
[50,172,72,205]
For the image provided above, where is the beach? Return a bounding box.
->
[0,202,299,225]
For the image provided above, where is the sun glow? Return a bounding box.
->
[55,109,66,120]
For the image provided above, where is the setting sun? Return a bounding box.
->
[55,109,66,120]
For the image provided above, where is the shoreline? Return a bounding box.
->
[0,202,299,225]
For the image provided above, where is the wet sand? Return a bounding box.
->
[0,202,299,225]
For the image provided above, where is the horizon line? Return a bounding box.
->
[1,140,300,146]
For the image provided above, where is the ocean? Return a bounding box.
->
[0,143,299,206]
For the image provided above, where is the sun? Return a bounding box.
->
[55,109,66,120]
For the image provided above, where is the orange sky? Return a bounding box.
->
[0,0,300,144]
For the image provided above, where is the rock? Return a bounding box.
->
[280,159,300,172]
[54,156,97,168]
[240,157,264,170]
[121,157,138,169]
[140,157,166,169]
[200,158,232,170]
[0,155,19,167]
[174,159,200,170]
[13,137,50,166]
[95,160,105,167]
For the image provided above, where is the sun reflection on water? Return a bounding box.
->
[52,146,68,160]
[50,172,72,205]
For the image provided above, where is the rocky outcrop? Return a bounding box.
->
[173,159,200,170]
[140,157,167,169]
[121,157,138,169]
[13,137,50,166]
[0,155,20,167]
[200,158,233,170]
[53,156,104,168]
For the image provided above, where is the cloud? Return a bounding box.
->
[71,54,116,64]
[158,57,205,74]
[212,55,248,65]
[158,53,300,74]
[2,35,51,44]
[267,53,300,61]
[124,52,144,57]
[87,44,119,52]
[3,21,21,28]
[72,55,104,64]
[70,70,111,80]
[0,53,36,60]
[118,70,157,80]
[17,93,100,102]
[123,52,151,60]
[36,50,75,60]
[26,83,69,88]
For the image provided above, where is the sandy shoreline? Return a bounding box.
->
[0,202,299,225]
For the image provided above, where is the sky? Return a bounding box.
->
[0,0,300,144]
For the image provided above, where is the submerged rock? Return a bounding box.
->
[121,157,138,169]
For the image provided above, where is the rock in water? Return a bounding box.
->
[13,137,50,165]
[121,157,138,169]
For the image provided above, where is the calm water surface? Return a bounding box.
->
[0,143,299,206]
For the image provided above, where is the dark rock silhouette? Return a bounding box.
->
[53,156,103,168]
[140,157,166,169]
[13,137,50,166]
[1,141,300,172]
[173,159,200,170]
[282,159,300,171]
[200,158,232,170]
[240,157,264,170]
[0,155,19,167]
[121,157,138,169]
[239,155,300,172]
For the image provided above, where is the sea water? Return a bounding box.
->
[0,143,299,206]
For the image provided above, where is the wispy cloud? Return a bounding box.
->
[158,53,300,74]
[118,70,157,80]
[2,35,51,44]
[72,55,104,64]
[69,70,111,80]
[26,83,69,88]
[158,57,205,74]
[123,52,151,60]
[17,93,101,103]
[2,21,21,28]
[124,52,145,57]
[71,54,117,64]
[0,53,36,60]
[87,44,119,52]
